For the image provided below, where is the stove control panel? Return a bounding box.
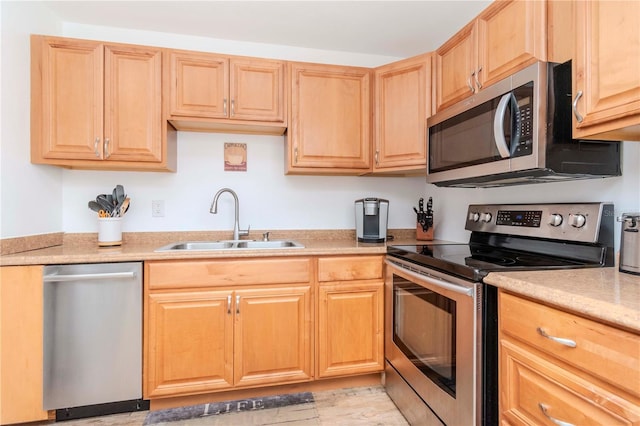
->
[465,203,613,243]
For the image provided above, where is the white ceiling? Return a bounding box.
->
[42,1,493,58]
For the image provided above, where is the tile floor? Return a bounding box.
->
[56,386,409,426]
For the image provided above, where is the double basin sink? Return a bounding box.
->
[155,240,304,252]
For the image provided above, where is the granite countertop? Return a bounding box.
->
[0,229,441,266]
[485,268,640,333]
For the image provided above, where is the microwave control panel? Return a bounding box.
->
[512,85,534,158]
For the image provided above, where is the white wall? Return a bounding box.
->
[1,1,64,238]
[2,1,639,249]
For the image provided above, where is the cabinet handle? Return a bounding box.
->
[231,99,235,117]
[223,98,228,115]
[294,147,298,164]
[374,150,379,165]
[236,295,240,314]
[475,66,482,90]
[536,327,577,348]
[227,294,232,314]
[539,403,575,426]
[104,138,111,158]
[467,71,475,93]
[94,137,101,158]
[572,90,584,123]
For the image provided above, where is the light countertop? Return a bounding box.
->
[485,268,640,333]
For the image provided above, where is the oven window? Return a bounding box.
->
[392,275,456,397]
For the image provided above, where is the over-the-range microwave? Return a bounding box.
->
[426,61,621,187]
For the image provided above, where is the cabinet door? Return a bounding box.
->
[434,21,477,111]
[573,1,640,141]
[317,282,384,378]
[104,45,163,162]
[32,36,104,160]
[145,290,234,398]
[288,62,371,173]
[374,54,431,172]
[230,59,285,122]
[169,51,229,118]
[0,266,49,425]
[477,0,546,89]
[234,286,312,387]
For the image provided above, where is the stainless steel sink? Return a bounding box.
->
[155,240,304,252]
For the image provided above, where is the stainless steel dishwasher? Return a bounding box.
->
[43,262,147,420]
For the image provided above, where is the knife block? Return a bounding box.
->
[416,223,434,241]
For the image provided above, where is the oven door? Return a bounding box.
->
[385,258,482,426]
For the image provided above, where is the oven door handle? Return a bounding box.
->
[386,260,474,297]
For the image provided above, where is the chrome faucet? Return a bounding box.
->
[209,188,249,241]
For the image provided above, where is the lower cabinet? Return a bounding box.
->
[0,266,49,425]
[316,256,385,378]
[144,258,313,398]
[498,290,640,425]
[144,254,385,400]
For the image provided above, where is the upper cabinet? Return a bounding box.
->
[166,50,286,135]
[30,35,176,171]
[434,0,546,112]
[372,54,432,174]
[572,0,640,141]
[287,62,371,174]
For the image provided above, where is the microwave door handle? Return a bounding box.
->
[493,93,512,158]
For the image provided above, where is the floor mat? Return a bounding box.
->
[143,392,314,425]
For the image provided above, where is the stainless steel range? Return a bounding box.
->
[384,203,615,426]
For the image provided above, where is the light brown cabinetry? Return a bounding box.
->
[316,256,384,378]
[373,54,432,174]
[167,50,286,134]
[572,0,640,141]
[0,266,49,425]
[30,35,176,171]
[287,62,372,174]
[499,290,640,425]
[144,258,313,398]
[434,0,546,111]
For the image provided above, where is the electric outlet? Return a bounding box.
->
[151,200,165,217]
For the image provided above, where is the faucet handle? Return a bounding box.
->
[239,224,250,238]
[262,232,270,241]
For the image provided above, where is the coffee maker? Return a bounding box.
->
[355,198,389,243]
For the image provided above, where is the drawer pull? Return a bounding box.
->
[539,403,575,426]
[537,327,577,348]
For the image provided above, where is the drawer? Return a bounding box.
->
[499,291,640,398]
[147,258,312,289]
[500,338,640,425]
[317,255,384,282]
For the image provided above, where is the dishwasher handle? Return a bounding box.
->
[43,271,137,282]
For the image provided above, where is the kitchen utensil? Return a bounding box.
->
[96,195,113,214]
[115,185,125,204]
[88,201,102,213]
[118,198,130,217]
[619,212,640,275]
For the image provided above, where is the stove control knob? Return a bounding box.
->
[469,212,480,222]
[480,213,492,223]
[548,213,563,227]
[569,213,586,228]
